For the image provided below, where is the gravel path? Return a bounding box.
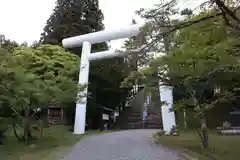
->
[62,129,183,160]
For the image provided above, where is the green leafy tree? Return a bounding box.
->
[122,9,240,148]
[134,0,240,62]
[0,45,82,143]
[152,10,240,148]
[13,45,80,103]
[0,34,19,52]
[0,48,13,144]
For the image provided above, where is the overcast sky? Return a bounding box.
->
[0,0,199,50]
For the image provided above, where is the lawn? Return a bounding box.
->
[0,126,109,160]
[154,131,240,160]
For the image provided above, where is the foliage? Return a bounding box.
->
[132,0,240,70]
[120,71,145,88]
[0,34,19,53]
[0,117,8,144]
[122,19,149,70]
[135,0,179,54]
[40,0,104,46]
[160,12,239,148]
[122,7,240,148]
[154,10,240,110]
[13,45,80,104]
[0,45,82,143]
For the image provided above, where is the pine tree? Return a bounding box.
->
[40,0,104,45]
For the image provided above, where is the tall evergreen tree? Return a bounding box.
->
[40,0,104,45]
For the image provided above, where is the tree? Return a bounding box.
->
[121,8,240,148]
[30,41,40,49]
[181,8,193,16]
[133,0,240,67]
[0,48,13,144]
[0,45,81,143]
[154,10,239,148]
[136,0,179,54]
[0,34,19,52]
[40,0,104,46]
[13,45,80,102]
[122,19,148,71]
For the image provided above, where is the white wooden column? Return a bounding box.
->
[159,82,176,134]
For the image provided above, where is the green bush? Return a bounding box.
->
[0,117,8,144]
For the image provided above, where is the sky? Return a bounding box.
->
[0,0,199,50]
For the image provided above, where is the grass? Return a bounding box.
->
[0,126,112,160]
[153,131,240,160]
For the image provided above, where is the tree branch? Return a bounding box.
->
[138,12,223,66]
[214,0,240,23]
[0,80,23,117]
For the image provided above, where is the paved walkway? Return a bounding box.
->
[62,129,183,160]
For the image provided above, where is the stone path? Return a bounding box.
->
[62,129,183,160]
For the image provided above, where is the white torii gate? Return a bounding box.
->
[62,24,176,135]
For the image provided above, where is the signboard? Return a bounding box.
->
[102,114,109,120]
[114,111,119,117]
[146,96,150,105]
[142,111,147,121]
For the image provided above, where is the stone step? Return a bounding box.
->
[127,112,142,116]
[116,89,163,130]
[126,116,142,120]
[146,122,162,127]
[119,118,160,123]
[145,125,162,129]
[126,112,160,116]
[125,122,162,129]
[117,124,162,130]
[125,119,142,123]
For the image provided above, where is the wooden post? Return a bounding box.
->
[39,120,43,138]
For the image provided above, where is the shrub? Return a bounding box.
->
[0,117,8,144]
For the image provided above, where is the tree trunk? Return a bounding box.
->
[39,120,43,138]
[197,115,209,148]
[23,110,32,144]
[12,124,23,141]
[183,109,187,129]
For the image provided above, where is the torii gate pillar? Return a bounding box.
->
[62,25,142,134]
